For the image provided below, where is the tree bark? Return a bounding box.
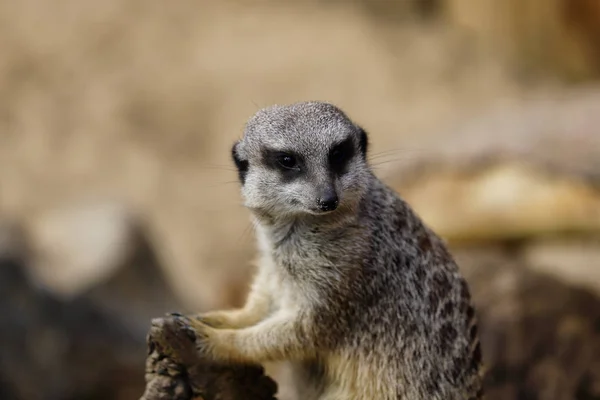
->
[140,316,278,400]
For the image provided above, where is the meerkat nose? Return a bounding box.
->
[317,189,339,212]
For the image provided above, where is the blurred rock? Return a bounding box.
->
[0,234,142,399]
[523,237,600,293]
[0,220,30,260]
[350,0,442,21]
[386,87,600,243]
[454,246,600,400]
[444,0,600,80]
[0,212,184,400]
[24,202,182,335]
[0,375,17,400]
[26,202,146,296]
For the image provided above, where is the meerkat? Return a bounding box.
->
[177,101,485,399]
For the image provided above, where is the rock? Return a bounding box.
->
[0,214,184,399]
[454,246,600,400]
[140,316,278,400]
[522,237,600,293]
[82,216,183,337]
[385,87,600,243]
[0,235,144,399]
[26,202,145,296]
[25,202,182,336]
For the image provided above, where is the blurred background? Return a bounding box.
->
[1,0,599,399]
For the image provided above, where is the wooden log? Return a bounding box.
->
[140,315,278,400]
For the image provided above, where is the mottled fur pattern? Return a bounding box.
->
[187,102,484,399]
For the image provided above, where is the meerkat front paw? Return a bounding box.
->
[161,313,216,358]
[180,316,219,358]
[169,313,246,364]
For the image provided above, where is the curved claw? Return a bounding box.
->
[166,311,183,317]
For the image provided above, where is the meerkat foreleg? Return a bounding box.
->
[185,308,313,365]
[193,289,270,329]
[192,266,272,329]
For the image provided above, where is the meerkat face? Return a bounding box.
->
[232,101,371,219]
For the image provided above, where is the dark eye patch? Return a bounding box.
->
[231,142,249,185]
[262,148,304,181]
[328,137,355,174]
[357,126,368,158]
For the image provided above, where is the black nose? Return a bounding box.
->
[317,190,339,212]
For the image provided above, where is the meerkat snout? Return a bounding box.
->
[316,186,338,212]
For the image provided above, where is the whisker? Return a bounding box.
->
[197,163,237,172]
[197,201,246,214]
[368,147,431,161]
[369,155,423,169]
[237,221,253,244]
[237,218,258,244]
[204,180,240,189]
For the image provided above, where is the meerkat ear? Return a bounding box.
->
[356,126,369,159]
[231,141,249,185]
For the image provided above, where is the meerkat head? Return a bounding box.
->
[231,101,371,220]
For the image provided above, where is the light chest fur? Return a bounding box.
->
[254,221,401,400]
[255,217,366,310]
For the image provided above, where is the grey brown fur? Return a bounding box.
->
[181,101,484,399]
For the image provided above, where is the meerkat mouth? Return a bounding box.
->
[307,203,348,216]
[310,209,337,215]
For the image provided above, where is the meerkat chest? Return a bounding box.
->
[256,252,297,310]
[259,225,339,268]
[257,228,336,306]
[273,234,340,274]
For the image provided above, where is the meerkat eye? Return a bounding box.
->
[276,153,298,170]
[330,148,346,163]
[329,138,355,173]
